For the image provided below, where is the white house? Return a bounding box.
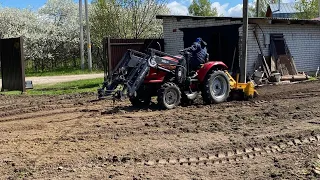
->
[156,15,320,77]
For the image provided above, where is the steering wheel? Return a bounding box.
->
[179,47,190,53]
[179,48,192,57]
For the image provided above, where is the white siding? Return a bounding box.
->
[240,23,320,74]
[162,17,320,74]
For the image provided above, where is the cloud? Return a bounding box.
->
[282,0,295,3]
[167,1,188,15]
[167,1,243,17]
[227,4,243,17]
[211,2,229,16]
[211,2,243,17]
[167,0,281,17]
[181,0,193,4]
[211,0,264,17]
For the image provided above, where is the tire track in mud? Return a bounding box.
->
[0,113,99,145]
[0,99,99,116]
[0,104,78,118]
[0,87,316,121]
[254,87,320,102]
[25,112,97,167]
[100,132,320,167]
[280,93,320,100]
[253,92,319,102]
[0,92,94,106]
[0,103,35,111]
[0,108,86,123]
[143,135,319,167]
[0,98,109,120]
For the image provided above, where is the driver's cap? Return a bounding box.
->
[195,37,202,42]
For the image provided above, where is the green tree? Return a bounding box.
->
[188,0,218,16]
[90,0,169,47]
[295,0,319,19]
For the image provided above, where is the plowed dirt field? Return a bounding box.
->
[0,80,320,180]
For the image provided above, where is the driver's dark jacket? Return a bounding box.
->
[188,42,207,70]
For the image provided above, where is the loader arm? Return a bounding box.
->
[97,49,183,100]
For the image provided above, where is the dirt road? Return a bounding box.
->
[0,80,319,179]
[0,73,104,88]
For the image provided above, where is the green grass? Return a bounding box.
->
[308,76,319,81]
[0,78,104,96]
[25,68,104,77]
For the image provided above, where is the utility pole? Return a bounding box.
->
[84,0,92,71]
[256,0,259,17]
[241,0,248,83]
[79,0,85,70]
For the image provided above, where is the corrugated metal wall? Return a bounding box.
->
[103,38,164,75]
[0,37,26,92]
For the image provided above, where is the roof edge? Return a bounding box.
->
[156,15,242,20]
[156,15,320,25]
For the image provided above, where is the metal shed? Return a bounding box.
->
[0,37,26,92]
[266,3,301,18]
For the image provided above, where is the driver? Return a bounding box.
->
[187,37,208,71]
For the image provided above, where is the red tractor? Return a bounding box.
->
[98,48,254,109]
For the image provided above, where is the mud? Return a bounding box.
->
[0,80,319,180]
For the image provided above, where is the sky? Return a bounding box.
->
[167,0,295,17]
[0,0,295,17]
[0,0,92,10]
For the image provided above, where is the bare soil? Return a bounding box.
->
[0,80,319,180]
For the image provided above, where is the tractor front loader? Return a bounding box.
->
[98,48,257,109]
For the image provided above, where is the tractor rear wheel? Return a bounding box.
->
[157,82,181,109]
[202,70,230,104]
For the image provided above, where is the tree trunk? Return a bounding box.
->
[41,58,44,72]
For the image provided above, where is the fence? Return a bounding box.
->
[103,38,164,77]
[0,37,26,92]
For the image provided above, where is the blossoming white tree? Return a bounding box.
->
[0,0,168,72]
[0,0,81,71]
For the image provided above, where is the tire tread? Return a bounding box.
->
[202,70,230,104]
[157,82,181,109]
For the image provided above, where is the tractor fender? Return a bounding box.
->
[197,61,228,82]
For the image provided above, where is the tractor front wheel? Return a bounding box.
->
[129,95,151,107]
[129,85,152,107]
[202,70,230,104]
[157,82,181,109]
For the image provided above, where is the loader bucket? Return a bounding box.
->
[97,49,151,100]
